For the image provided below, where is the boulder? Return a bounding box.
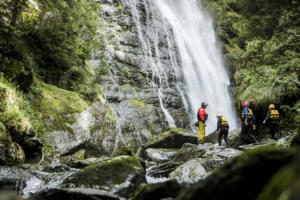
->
[257,152,300,200]
[146,161,182,178]
[4,142,25,165]
[169,158,208,183]
[205,129,241,147]
[143,129,197,150]
[62,156,146,198]
[145,148,178,163]
[28,188,121,200]
[176,147,298,200]
[131,180,182,200]
[173,143,207,163]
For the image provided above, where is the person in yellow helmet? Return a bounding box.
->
[216,114,230,147]
[263,104,280,140]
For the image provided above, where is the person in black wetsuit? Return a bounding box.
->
[216,113,230,147]
[263,104,280,140]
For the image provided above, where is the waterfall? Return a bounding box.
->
[125,0,239,133]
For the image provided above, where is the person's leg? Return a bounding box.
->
[270,124,275,139]
[218,131,224,146]
[247,121,258,144]
[198,121,205,143]
[274,124,279,140]
[224,130,230,147]
[241,122,247,144]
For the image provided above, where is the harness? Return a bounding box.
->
[241,108,253,119]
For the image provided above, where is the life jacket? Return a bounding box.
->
[270,109,280,119]
[221,117,229,127]
[241,108,253,119]
[198,108,208,122]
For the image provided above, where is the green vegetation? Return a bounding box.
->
[0,0,107,159]
[0,0,100,87]
[200,0,300,131]
[130,97,145,110]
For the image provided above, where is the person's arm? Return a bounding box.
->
[263,111,270,124]
[244,108,249,125]
[252,115,256,124]
[216,118,221,132]
[244,108,249,119]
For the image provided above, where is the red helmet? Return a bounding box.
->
[242,102,249,107]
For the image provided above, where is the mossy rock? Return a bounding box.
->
[131,180,183,200]
[28,188,120,200]
[113,147,134,157]
[176,147,298,200]
[30,81,88,132]
[60,149,85,165]
[5,118,33,143]
[0,81,34,141]
[257,151,300,200]
[144,128,197,149]
[4,142,25,165]
[62,155,146,197]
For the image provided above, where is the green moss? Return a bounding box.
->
[64,156,144,187]
[117,2,124,15]
[113,147,134,157]
[103,105,116,126]
[130,98,145,110]
[28,80,87,133]
[122,83,132,88]
[257,164,296,200]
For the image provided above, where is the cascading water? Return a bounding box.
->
[125,0,239,133]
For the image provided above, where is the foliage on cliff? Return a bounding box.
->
[200,0,300,130]
[0,0,99,86]
[0,0,103,158]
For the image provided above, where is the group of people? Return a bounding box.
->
[196,101,280,147]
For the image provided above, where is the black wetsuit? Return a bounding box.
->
[264,110,280,139]
[217,118,230,147]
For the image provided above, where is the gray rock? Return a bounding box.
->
[169,158,208,183]
[174,143,206,163]
[145,148,178,163]
[146,161,182,178]
[28,188,122,200]
[62,156,146,198]
[143,129,197,150]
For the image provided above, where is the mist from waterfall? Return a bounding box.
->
[126,0,239,133]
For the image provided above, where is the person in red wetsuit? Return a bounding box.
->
[197,102,208,144]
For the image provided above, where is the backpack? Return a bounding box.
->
[270,109,280,119]
[221,117,229,127]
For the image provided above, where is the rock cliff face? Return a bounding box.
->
[90,0,191,151]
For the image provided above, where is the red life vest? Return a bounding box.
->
[198,108,208,121]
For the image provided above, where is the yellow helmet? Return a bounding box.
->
[216,113,222,118]
[269,104,275,110]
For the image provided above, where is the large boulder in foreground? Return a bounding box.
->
[257,152,300,200]
[176,147,298,200]
[62,156,146,198]
[131,180,183,200]
[28,188,120,200]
